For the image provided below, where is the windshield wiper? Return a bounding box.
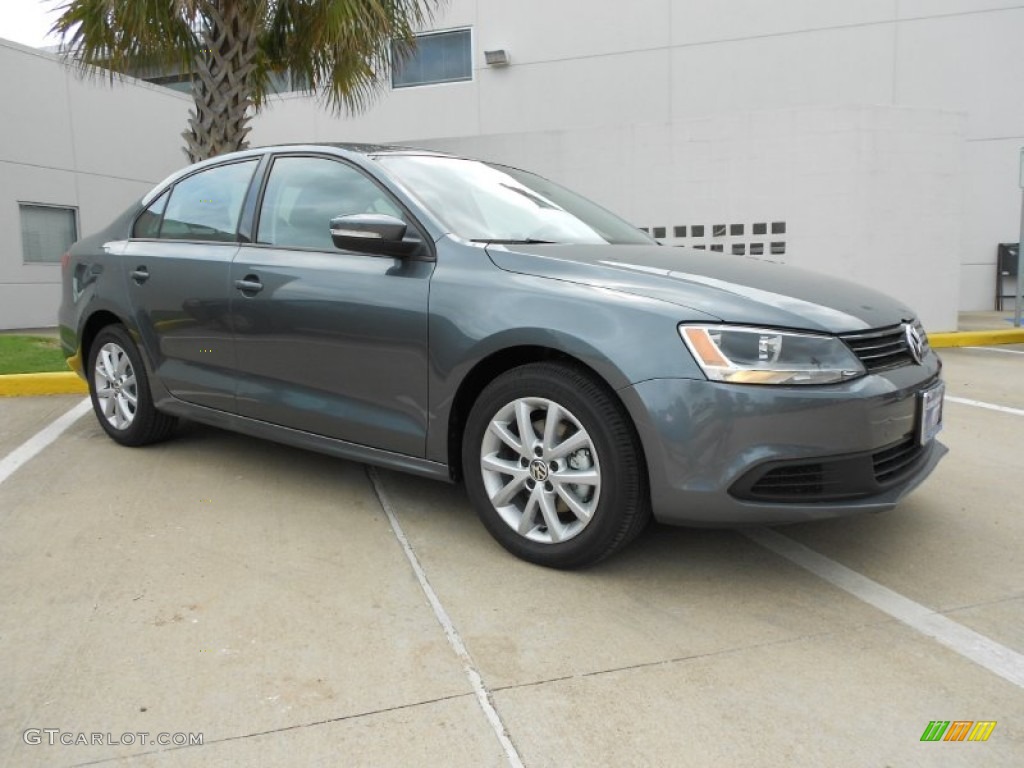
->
[470,238,558,245]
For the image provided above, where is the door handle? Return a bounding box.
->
[234,276,263,294]
[130,266,149,284]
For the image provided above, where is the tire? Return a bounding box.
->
[462,362,650,568]
[87,325,177,446]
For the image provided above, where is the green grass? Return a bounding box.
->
[0,335,68,375]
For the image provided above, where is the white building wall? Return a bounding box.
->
[0,39,190,329]
[251,0,1024,321]
[410,106,963,332]
[1,3,1015,328]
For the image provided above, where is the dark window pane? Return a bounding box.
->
[160,160,258,241]
[694,244,706,250]
[713,224,726,237]
[674,225,686,238]
[771,241,786,254]
[133,190,169,238]
[732,243,745,255]
[638,227,650,234]
[692,225,705,237]
[652,226,666,239]
[730,223,744,236]
[753,222,767,235]
[750,243,764,255]
[393,29,472,88]
[710,244,724,252]
[772,221,786,234]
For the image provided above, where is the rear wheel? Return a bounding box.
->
[463,362,649,568]
[88,325,176,446]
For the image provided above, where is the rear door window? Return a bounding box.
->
[159,160,259,241]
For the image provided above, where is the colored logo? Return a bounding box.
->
[920,721,996,742]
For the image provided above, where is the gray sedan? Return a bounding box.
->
[59,144,946,568]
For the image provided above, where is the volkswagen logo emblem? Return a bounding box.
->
[904,323,925,365]
[529,459,549,483]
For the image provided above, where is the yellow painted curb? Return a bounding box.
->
[930,329,1024,348]
[0,372,88,397]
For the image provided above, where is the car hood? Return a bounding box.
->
[486,244,915,333]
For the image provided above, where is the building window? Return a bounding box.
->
[392,28,472,88]
[20,203,78,264]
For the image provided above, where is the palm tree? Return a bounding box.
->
[52,0,443,162]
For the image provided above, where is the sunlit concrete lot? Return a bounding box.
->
[1,346,1022,767]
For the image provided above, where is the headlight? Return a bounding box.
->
[679,325,865,385]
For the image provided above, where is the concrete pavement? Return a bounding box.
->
[0,347,1022,766]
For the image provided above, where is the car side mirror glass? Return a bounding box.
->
[329,213,419,257]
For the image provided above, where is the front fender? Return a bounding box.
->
[424,241,713,463]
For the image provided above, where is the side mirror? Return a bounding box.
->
[329,213,419,257]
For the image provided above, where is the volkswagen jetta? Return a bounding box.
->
[59,144,946,568]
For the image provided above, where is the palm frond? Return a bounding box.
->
[260,0,443,114]
[52,0,202,82]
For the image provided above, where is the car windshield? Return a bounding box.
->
[374,154,654,245]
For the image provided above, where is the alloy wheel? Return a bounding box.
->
[93,342,138,430]
[480,397,601,544]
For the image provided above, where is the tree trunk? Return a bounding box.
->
[183,1,260,162]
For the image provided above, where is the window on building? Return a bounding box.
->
[160,160,259,241]
[392,29,472,88]
[20,204,78,264]
[144,73,195,93]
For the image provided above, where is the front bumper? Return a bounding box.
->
[620,354,947,526]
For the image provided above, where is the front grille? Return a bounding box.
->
[873,435,925,484]
[734,432,928,503]
[840,324,918,373]
[749,463,828,498]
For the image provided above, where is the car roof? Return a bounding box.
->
[256,142,457,158]
[140,142,465,206]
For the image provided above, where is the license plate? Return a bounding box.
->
[918,381,945,445]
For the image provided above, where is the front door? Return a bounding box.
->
[229,155,433,457]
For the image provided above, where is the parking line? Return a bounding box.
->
[947,395,1024,417]
[744,527,1024,689]
[0,398,91,489]
[367,467,526,768]
[963,346,1024,355]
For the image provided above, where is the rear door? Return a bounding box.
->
[124,158,260,411]
[229,154,433,457]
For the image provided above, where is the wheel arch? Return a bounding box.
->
[80,309,126,363]
[446,345,646,483]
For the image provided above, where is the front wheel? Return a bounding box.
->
[88,325,176,446]
[462,362,649,568]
